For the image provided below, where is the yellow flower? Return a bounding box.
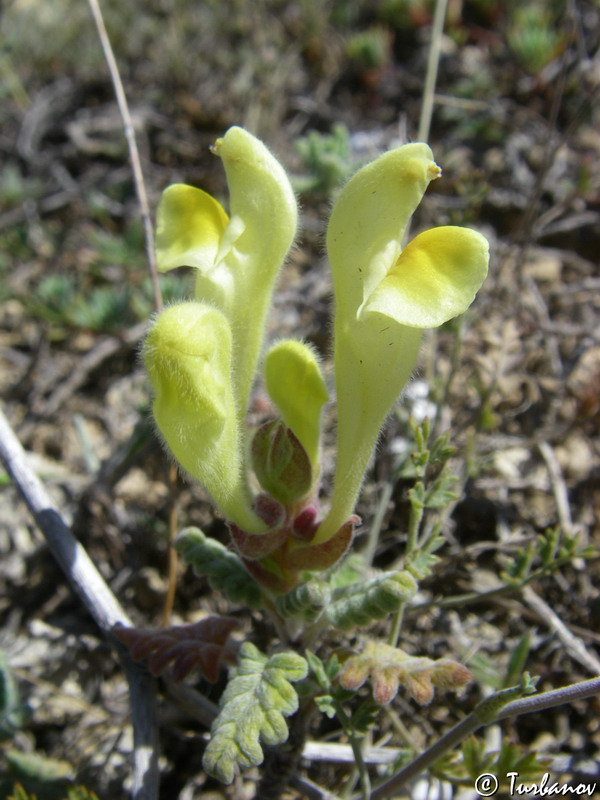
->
[315,143,489,543]
[155,126,298,423]
[143,302,264,533]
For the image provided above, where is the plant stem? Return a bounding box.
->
[334,700,371,800]
[389,489,424,646]
[255,701,312,800]
[364,676,600,800]
[362,480,395,568]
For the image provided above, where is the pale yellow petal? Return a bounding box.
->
[361,226,489,328]
[264,340,328,472]
[155,184,229,272]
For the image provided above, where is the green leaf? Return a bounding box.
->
[339,641,471,706]
[504,633,531,688]
[67,787,100,800]
[176,527,262,608]
[203,642,308,784]
[327,570,417,631]
[314,694,337,718]
[275,581,330,623]
[405,543,443,580]
[0,650,28,741]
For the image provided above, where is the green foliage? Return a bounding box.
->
[469,633,533,692]
[25,270,184,334]
[292,124,354,197]
[507,3,564,74]
[327,552,365,590]
[6,782,100,800]
[1,750,72,800]
[345,26,391,70]
[377,0,432,29]
[275,580,331,623]
[404,529,445,579]
[500,527,597,586]
[203,642,308,784]
[305,650,342,690]
[0,650,28,741]
[0,164,42,206]
[175,527,263,608]
[66,788,99,800]
[6,785,32,800]
[327,569,417,631]
[31,275,131,332]
[398,420,456,481]
[435,736,550,788]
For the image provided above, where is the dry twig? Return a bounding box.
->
[0,405,160,800]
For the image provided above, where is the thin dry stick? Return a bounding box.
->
[0,406,160,800]
[86,0,161,311]
[86,0,180,625]
[538,441,576,535]
[522,585,600,675]
[417,0,449,143]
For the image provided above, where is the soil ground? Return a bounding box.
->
[1,2,599,799]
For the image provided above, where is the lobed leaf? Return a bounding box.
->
[114,616,239,682]
[203,642,308,784]
[327,570,417,631]
[275,580,331,623]
[339,640,471,706]
[176,527,263,608]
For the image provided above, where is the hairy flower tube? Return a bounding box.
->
[154,126,297,425]
[143,302,264,533]
[144,127,488,591]
[314,143,489,543]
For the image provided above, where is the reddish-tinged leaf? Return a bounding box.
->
[286,515,357,570]
[431,660,473,690]
[338,640,471,706]
[404,670,435,705]
[253,493,285,528]
[339,657,371,691]
[229,523,288,559]
[241,557,293,593]
[114,616,240,682]
[372,666,401,705]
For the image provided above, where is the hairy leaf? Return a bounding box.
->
[114,617,239,682]
[275,580,331,622]
[176,527,263,607]
[339,641,471,705]
[327,570,417,631]
[203,642,308,784]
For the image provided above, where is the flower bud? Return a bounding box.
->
[251,420,312,505]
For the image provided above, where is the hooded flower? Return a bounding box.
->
[144,127,297,535]
[315,142,489,543]
[154,126,298,423]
